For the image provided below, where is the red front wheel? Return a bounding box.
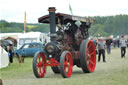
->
[60,51,73,78]
[33,51,47,78]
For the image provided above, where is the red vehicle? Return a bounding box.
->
[33,7,96,78]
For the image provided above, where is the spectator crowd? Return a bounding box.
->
[91,35,128,62]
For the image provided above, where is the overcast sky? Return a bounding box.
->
[0,0,128,23]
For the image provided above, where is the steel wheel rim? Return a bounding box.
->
[64,52,73,77]
[36,52,46,77]
[86,41,96,72]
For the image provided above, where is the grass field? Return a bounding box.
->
[0,48,128,85]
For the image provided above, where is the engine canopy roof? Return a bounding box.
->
[38,13,95,24]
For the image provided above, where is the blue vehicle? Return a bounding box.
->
[14,42,44,57]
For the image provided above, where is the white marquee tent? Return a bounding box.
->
[0,36,9,68]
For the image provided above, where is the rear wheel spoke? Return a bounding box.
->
[90,51,95,56]
[89,60,94,65]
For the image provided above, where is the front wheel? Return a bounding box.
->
[60,51,73,78]
[33,51,47,78]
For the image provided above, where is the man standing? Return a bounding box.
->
[7,43,14,63]
[97,38,106,62]
[106,36,112,54]
[120,35,127,58]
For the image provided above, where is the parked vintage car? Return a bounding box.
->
[13,42,44,57]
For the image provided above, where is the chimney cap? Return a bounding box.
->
[48,7,56,12]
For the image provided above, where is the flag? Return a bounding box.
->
[69,4,73,15]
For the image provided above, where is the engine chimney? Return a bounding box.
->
[48,7,56,41]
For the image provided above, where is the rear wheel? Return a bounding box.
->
[60,51,73,78]
[33,51,47,78]
[51,66,60,74]
[80,40,96,73]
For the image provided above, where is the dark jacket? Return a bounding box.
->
[106,39,112,45]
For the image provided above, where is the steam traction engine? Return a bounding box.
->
[33,7,96,78]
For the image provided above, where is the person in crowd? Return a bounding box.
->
[126,37,128,48]
[120,35,127,58]
[117,39,120,48]
[106,36,112,54]
[113,39,117,48]
[0,79,3,85]
[7,43,14,63]
[97,38,106,62]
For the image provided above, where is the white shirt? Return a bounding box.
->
[120,39,126,47]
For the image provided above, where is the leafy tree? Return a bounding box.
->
[89,24,108,37]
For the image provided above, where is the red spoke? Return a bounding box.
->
[39,67,41,74]
[86,47,93,54]
[88,43,92,50]
[89,51,95,56]
[36,63,39,67]
[88,46,92,50]
[89,60,94,65]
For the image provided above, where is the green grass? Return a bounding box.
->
[1,48,128,85]
[0,57,33,79]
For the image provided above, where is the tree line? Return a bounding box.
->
[89,14,128,37]
[0,14,128,37]
[0,20,50,33]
